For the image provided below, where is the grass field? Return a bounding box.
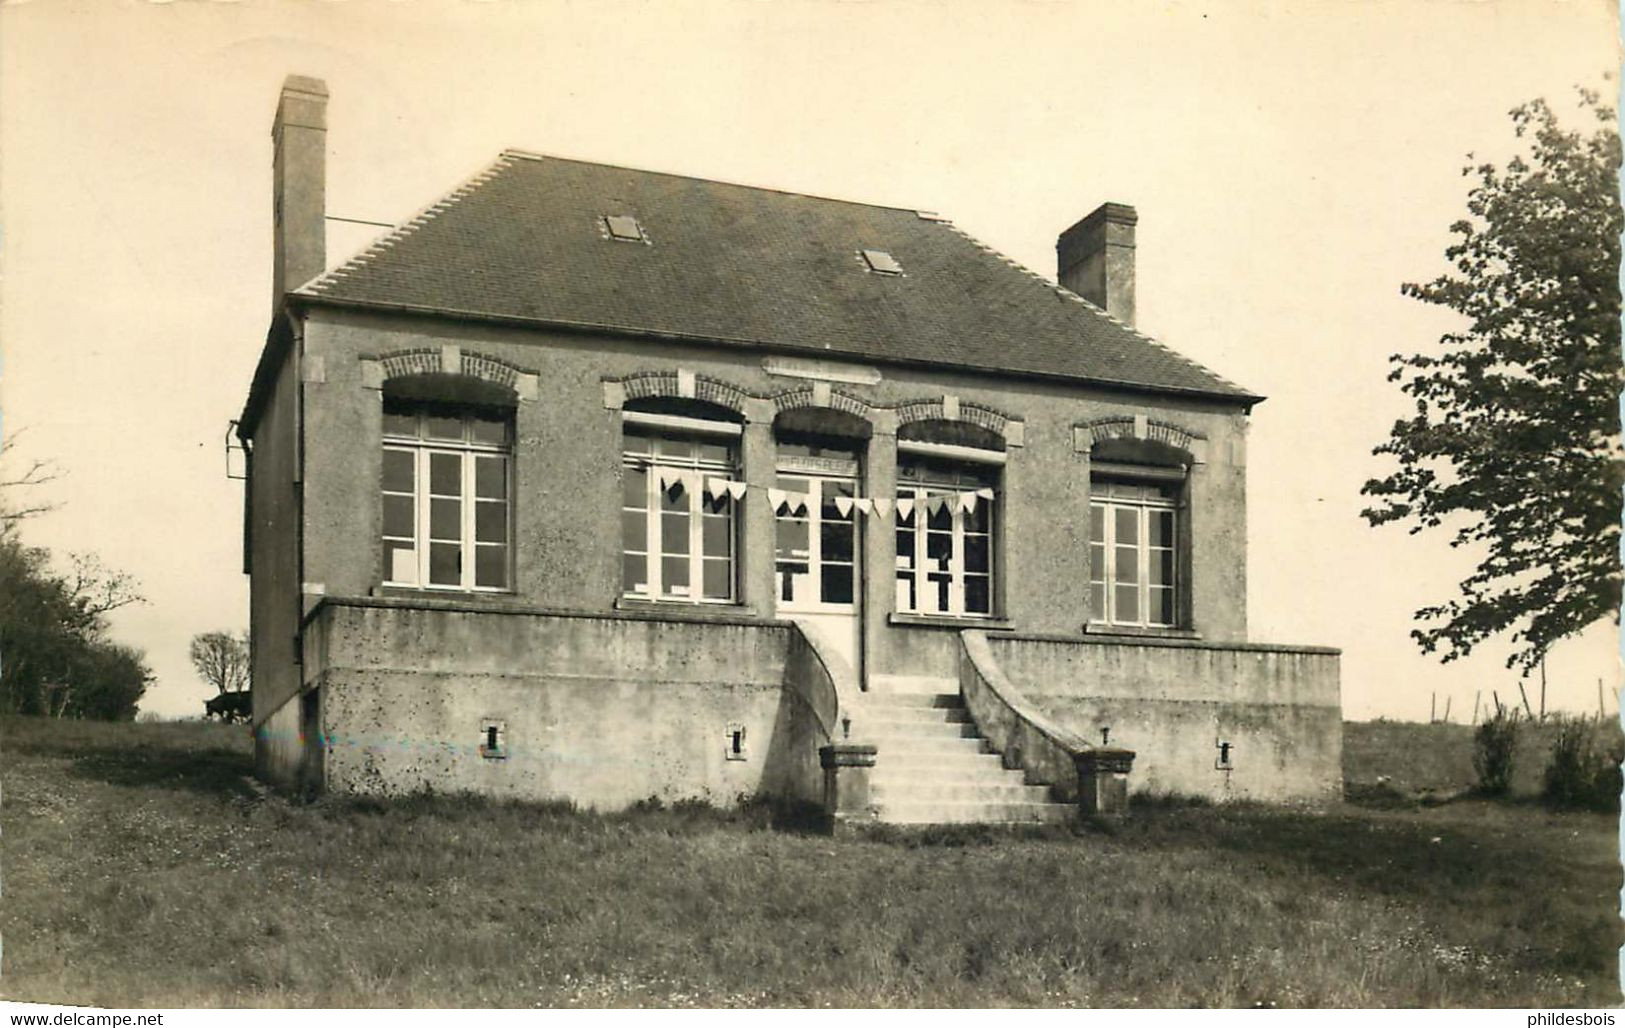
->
[1343,718,1583,799]
[1,715,1618,1008]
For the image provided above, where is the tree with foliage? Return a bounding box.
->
[60,641,151,722]
[0,440,149,719]
[1362,88,1623,673]
[0,529,149,718]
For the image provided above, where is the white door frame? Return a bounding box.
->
[773,459,863,675]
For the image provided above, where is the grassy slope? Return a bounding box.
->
[1,717,1618,1008]
[1344,718,1593,798]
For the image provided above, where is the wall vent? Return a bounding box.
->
[725,722,748,761]
[480,719,508,760]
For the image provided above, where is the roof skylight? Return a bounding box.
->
[860,249,903,275]
[604,214,646,242]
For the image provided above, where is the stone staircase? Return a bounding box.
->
[856,675,1072,826]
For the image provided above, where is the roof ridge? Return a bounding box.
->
[924,215,1257,399]
[499,148,926,216]
[295,153,520,296]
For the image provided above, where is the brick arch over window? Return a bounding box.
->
[377,349,442,381]
[615,371,751,417]
[376,348,540,406]
[771,387,875,421]
[695,377,751,415]
[377,348,536,390]
[1077,416,1203,453]
[620,371,680,403]
[892,398,1015,438]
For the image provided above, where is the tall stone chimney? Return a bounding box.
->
[271,75,328,309]
[1056,202,1137,326]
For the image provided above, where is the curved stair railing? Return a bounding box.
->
[785,619,876,829]
[959,629,1136,816]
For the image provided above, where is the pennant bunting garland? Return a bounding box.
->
[704,478,749,501]
[768,489,809,515]
[656,468,688,494]
[645,470,987,517]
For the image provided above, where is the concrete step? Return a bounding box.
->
[875,736,990,757]
[873,773,1027,793]
[863,721,982,741]
[858,698,955,714]
[857,705,974,726]
[873,763,1026,783]
[868,675,959,695]
[872,781,1053,804]
[875,751,1020,774]
[855,671,1072,827]
[874,800,1073,825]
[858,688,955,704]
[874,771,1027,791]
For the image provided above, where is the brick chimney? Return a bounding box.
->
[1057,202,1137,326]
[271,75,328,310]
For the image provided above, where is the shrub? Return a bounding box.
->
[1542,716,1623,812]
[1473,708,1520,796]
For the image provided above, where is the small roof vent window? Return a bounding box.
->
[603,214,646,243]
[860,249,903,276]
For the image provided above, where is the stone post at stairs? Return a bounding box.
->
[1074,747,1136,817]
[819,743,878,834]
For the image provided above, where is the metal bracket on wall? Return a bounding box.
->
[225,421,248,480]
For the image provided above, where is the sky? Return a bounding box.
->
[0,0,1619,721]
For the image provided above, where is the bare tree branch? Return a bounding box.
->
[0,431,62,526]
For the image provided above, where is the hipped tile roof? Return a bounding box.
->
[295,152,1259,404]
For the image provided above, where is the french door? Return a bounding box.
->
[774,467,862,672]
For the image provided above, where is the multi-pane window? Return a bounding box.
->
[895,462,996,617]
[621,431,737,603]
[1089,479,1177,627]
[774,474,858,608]
[381,404,512,591]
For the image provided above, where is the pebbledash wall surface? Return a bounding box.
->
[242,75,1341,808]
[251,306,1339,805]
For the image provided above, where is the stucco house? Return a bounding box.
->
[239,76,1341,825]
